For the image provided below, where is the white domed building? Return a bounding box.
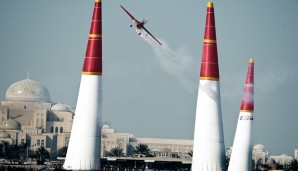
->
[252,144,269,164]
[0,78,74,157]
[270,154,293,165]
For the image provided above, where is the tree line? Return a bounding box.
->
[107,143,153,157]
[0,141,57,164]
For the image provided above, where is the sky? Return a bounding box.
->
[0,0,298,156]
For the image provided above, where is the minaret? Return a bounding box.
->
[228,59,254,171]
[63,0,102,170]
[192,2,226,171]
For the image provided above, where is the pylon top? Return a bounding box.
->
[200,2,219,81]
[82,0,102,75]
[240,59,254,112]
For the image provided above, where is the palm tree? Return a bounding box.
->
[134,143,151,157]
[57,146,68,157]
[0,141,10,158]
[19,143,29,160]
[187,150,193,157]
[287,159,298,171]
[276,162,283,170]
[109,146,125,157]
[0,144,3,158]
[35,146,50,164]
[7,144,21,159]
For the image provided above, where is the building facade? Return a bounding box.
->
[270,154,293,165]
[101,124,193,158]
[0,78,74,155]
[252,144,269,164]
[227,144,295,167]
[0,78,194,159]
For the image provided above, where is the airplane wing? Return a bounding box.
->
[141,25,162,45]
[120,5,137,22]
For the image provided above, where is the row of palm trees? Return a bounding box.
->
[107,144,194,158]
[109,144,298,171]
[5,142,297,170]
[0,142,50,163]
[107,143,152,157]
[54,144,154,158]
[55,144,193,159]
[252,159,298,171]
[287,159,298,171]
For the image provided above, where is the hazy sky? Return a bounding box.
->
[1,0,298,156]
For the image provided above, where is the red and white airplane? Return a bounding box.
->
[120,5,162,46]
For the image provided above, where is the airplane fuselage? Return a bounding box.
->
[136,21,143,29]
[120,5,162,45]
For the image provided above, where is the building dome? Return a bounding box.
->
[5,78,50,102]
[102,124,111,129]
[0,119,21,130]
[253,144,266,152]
[51,103,71,111]
[0,131,10,138]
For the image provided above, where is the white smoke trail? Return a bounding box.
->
[136,29,197,93]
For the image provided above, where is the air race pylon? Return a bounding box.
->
[191,2,226,171]
[63,0,102,170]
[228,59,254,171]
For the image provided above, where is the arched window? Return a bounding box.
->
[55,127,58,133]
[60,127,63,133]
[37,139,40,146]
[50,127,53,133]
[41,140,45,147]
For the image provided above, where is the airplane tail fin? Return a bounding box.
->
[142,19,148,25]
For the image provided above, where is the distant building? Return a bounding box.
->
[265,157,278,170]
[270,154,293,165]
[294,149,298,160]
[101,125,133,157]
[252,144,269,164]
[131,137,193,158]
[0,78,74,156]
[226,144,269,164]
[227,144,295,167]
[101,124,193,158]
[0,77,194,159]
[225,146,232,159]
